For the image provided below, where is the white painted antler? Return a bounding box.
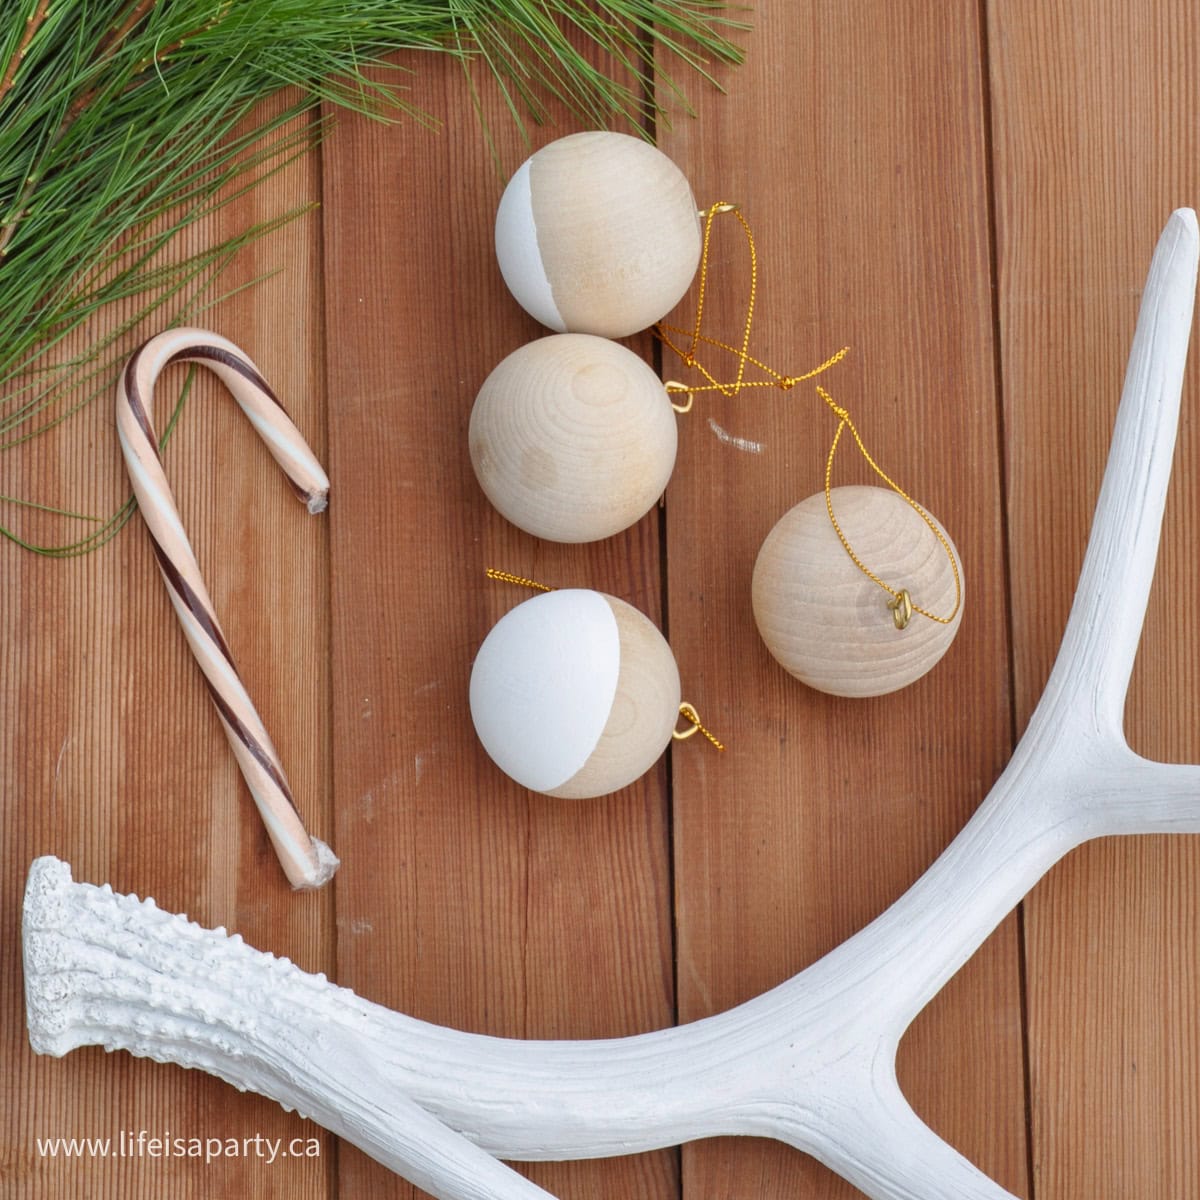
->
[23,210,1200,1200]
[21,857,558,1200]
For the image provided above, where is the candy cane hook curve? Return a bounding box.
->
[116,328,338,889]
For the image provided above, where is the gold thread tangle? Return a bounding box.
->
[673,702,725,751]
[657,328,849,399]
[485,568,554,593]
[656,200,960,631]
[655,200,845,402]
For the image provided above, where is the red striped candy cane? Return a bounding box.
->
[117,328,338,889]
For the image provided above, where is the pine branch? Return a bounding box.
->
[0,0,747,553]
[1,1,156,257]
[95,0,159,61]
[0,0,50,106]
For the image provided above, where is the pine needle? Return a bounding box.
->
[0,0,746,552]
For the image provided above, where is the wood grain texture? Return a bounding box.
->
[659,2,1027,1196]
[751,485,964,697]
[988,1,1200,1195]
[514,131,701,337]
[468,333,678,543]
[319,54,677,1200]
[1,94,333,1198]
[5,4,1200,1199]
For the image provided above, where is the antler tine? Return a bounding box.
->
[1079,756,1200,839]
[803,1075,1021,1200]
[1033,208,1199,744]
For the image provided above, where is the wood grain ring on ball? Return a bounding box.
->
[752,485,964,697]
[494,131,701,338]
[470,589,681,798]
[469,334,678,543]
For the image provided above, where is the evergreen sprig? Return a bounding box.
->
[0,0,745,553]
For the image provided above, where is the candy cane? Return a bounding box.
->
[116,328,338,890]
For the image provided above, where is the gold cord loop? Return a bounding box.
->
[817,386,961,627]
[656,202,961,630]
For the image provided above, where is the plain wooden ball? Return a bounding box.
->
[494,131,701,338]
[470,589,681,798]
[469,333,677,543]
[752,485,965,698]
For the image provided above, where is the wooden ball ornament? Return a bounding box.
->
[470,589,681,798]
[469,333,677,543]
[752,485,965,698]
[495,131,701,338]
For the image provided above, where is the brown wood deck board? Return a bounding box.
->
[988,2,1200,1195]
[661,3,1026,1196]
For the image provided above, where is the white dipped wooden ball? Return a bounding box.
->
[495,131,701,338]
[752,485,965,698]
[470,589,681,798]
[469,333,677,543]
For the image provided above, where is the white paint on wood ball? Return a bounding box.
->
[470,589,680,798]
[494,158,566,332]
[494,131,701,338]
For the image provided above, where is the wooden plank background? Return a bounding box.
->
[2,2,1198,1198]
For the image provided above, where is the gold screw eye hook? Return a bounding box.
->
[696,201,740,218]
[664,382,694,414]
[673,703,725,751]
[888,589,914,630]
